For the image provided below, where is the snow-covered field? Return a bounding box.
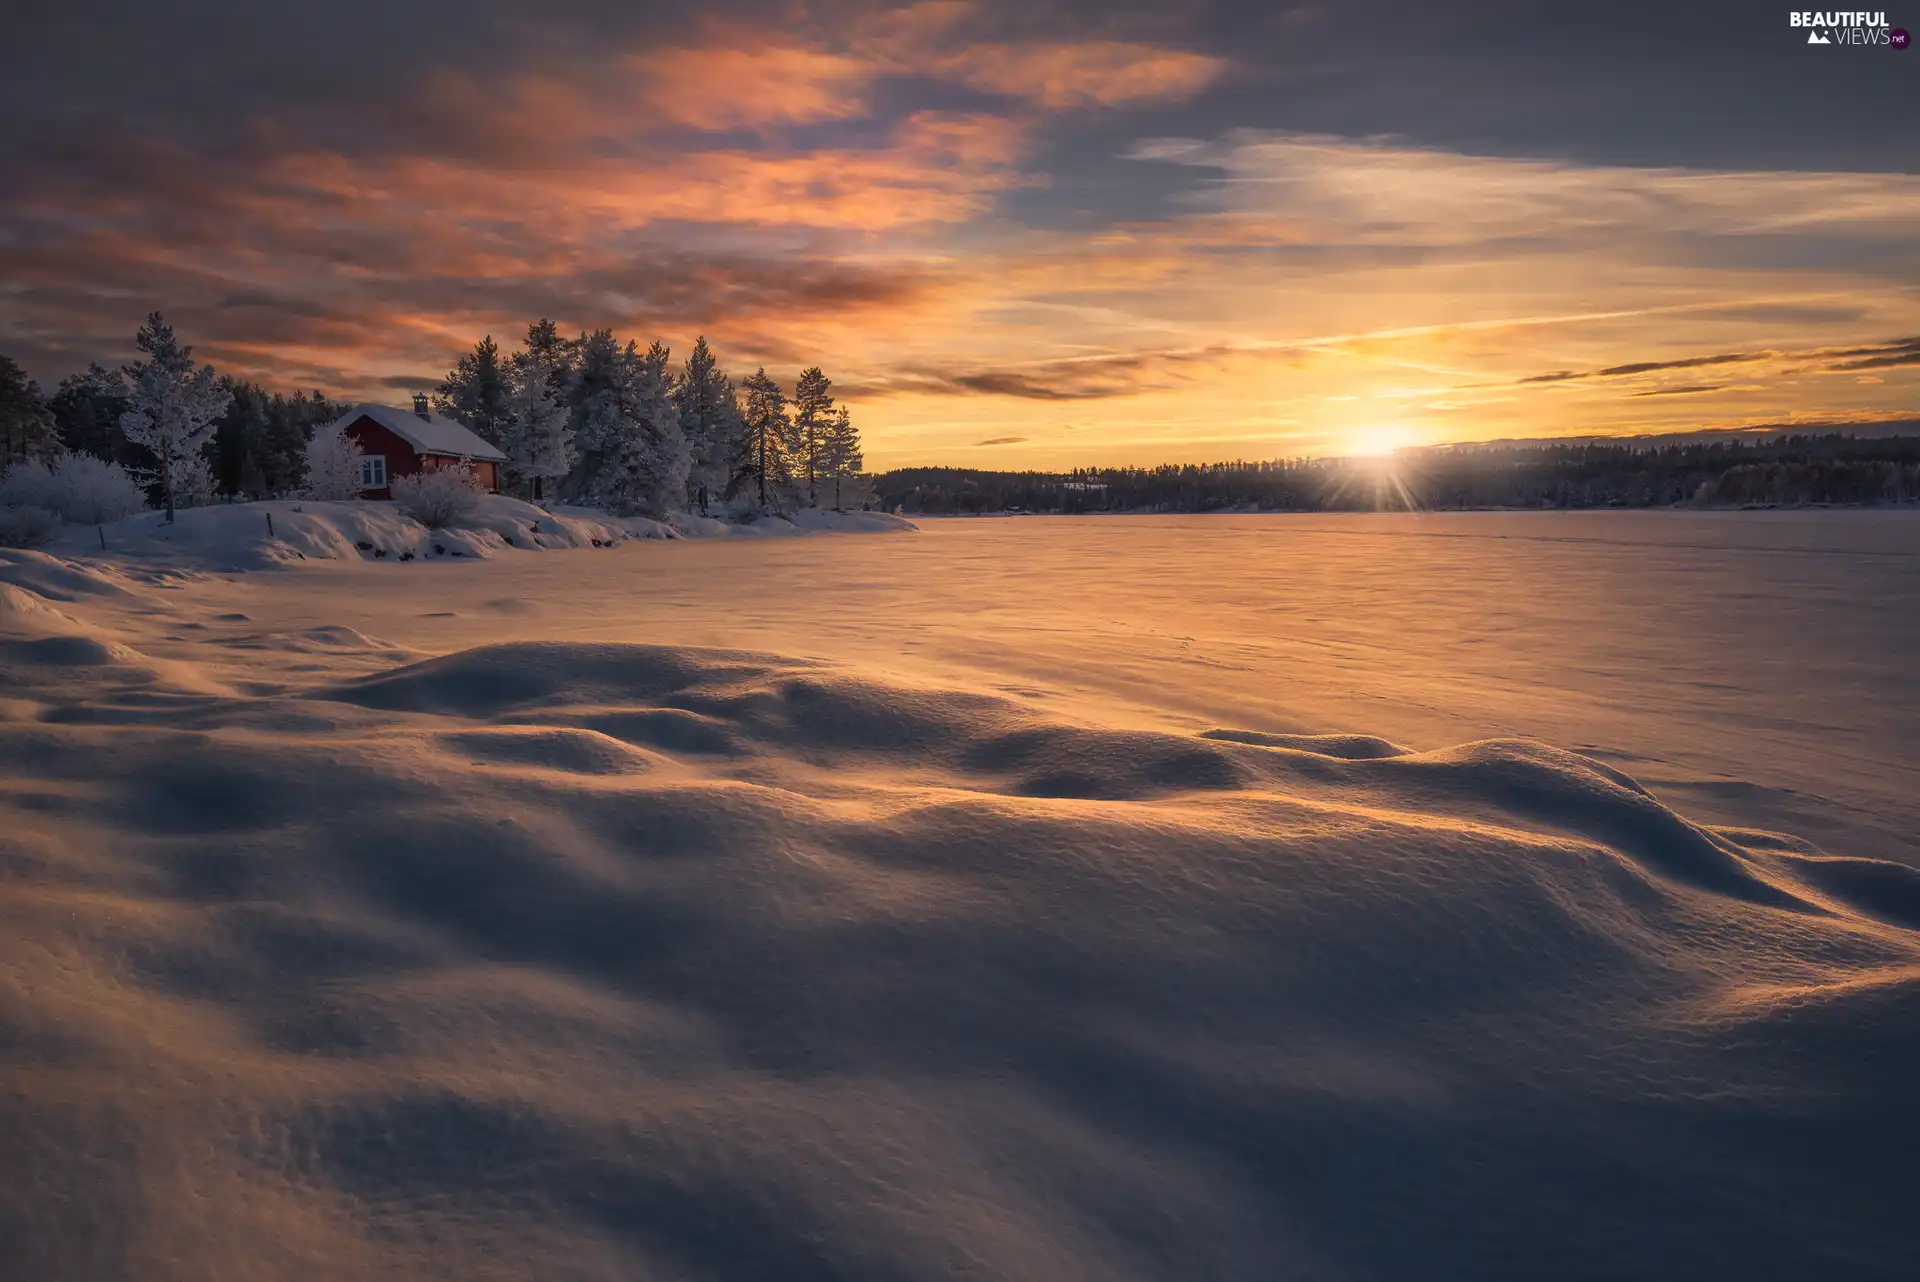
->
[2,510,1916,1280]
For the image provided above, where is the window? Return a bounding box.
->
[361,456,387,489]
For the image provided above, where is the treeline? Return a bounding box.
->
[878,435,1920,514]
[0,312,867,522]
[1,334,340,511]
[434,320,863,516]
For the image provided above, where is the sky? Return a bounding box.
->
[1,0,1916,467]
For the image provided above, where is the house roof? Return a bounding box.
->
[329,402,509,463]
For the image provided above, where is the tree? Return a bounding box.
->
[508,341,574,503]
[590,340,690,517]
[735,368,790,510]
[822,407,864,509]
[0,355,59,468]
[789,367,834,506]
[301,421,365,500]
[565,328,631,501]
[209,380,328,498]
[674,337,742,514]
[51,364,136,468]
[118,313,231,522]
[435,335,514,447]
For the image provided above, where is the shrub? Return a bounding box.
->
[0,505,61,549]
[49,453,149,525]
[1,453,149,533]
[0,459,58,511]
[392,464,482,528]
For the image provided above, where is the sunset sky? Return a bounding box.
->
[2,0,1915,467]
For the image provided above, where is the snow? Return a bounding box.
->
[1,509,1915,1281]
[27,494,914,571]
[329,401,509,462]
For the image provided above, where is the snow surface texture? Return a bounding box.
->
[31,495,914,570]
[1,511,1916,1281]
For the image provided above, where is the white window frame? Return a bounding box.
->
[361,456,388,489]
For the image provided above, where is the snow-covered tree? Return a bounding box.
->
[789,367,834,507]
[674,337,742,514]
[117,313,231,522]
[565,328,630,500]
[590,341,690,517]
[173,449,217,509]
[508,340,574,503]
[0,354,60,468]
[301,421,366,500]
[734,368,791,511]
[821,407,864,509]
[392,464,482,529]
[434,334,514,447]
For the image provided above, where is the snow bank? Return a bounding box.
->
[36,496,911,571]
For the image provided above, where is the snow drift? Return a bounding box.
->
[0,518,1915,1281]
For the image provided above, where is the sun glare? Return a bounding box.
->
[1347,424,1412,458]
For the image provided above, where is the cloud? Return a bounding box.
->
[1827,336,1920,371]
[932,41,1224,108]
[1595,352,1771,378]
[1128,131,1920,248]
[1631,384,1726,397]
[975,435,1029,445]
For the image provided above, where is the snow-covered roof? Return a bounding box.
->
[331,402,509,463]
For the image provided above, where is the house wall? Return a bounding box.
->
[341,415,502,497]
[341,416,422,499]
[421,454,501,493]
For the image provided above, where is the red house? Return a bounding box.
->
[324,396,508,498]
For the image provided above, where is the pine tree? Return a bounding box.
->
[117,313,231,523]
[0,354,59,468]
[735,368,791,511]
[674,337,743,513]
[822,407,864,509]
[435,335,514,447]
[789,367,835,507]
[49,364,134,466]
[508,341,574,503]
[566,328,629,501]
[591,341,691,517]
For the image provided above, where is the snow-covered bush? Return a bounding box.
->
[302,423,365,500]
[0,505,60,549]
[53,453,150,525]
[392,464,482,528]
[0,458,58,511]
[0,453,149,527]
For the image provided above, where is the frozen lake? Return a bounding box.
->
[205,508,1920,865]
[3,508,1917,1281]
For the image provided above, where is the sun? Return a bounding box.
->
[1346,424,1414,458]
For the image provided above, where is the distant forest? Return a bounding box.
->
[876,434,1920,514]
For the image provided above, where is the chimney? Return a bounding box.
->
[412,392,431,419]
